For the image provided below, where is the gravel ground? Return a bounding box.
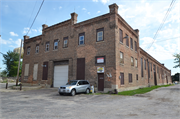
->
[0,84,179,119]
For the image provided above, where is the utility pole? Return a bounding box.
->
[16,39,23,86]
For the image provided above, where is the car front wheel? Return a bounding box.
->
[86,89,90,94]
[59,92,63,95]
[71,89,76,96]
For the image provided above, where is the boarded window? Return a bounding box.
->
[130,38,133,49]
[24,64,29,76]
[126,34,129,47]
[119,29,123,43]
[131,57,134,66]
[33,64,38,80]
[141,58,143,77]
[129,73,132,83]
[120,52,124,64]
[120,72,124,85]
[135,58,138,67]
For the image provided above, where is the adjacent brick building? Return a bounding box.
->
[21,3,171,92]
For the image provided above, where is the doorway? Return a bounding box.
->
[98,73,104,91]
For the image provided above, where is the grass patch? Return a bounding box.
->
[118,84,173,96]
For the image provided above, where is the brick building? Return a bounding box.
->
[21,3,171,92]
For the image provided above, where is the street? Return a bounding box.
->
[0,84,179,119]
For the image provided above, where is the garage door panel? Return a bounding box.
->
[54,65,68,87]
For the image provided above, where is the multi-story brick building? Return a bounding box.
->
[21,3,171,92]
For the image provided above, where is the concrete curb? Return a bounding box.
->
[12,85,42,90]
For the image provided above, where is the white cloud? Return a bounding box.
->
[92,0,98,2]
[59,6,62,9]
[82,8,86,11]
[100,0,109,4]
[88,12,90,15]
[23,27,40,34]
[0,37,11,44]
[97,11,101,14]
[9,38,12,41]
[0,37,21,48]
[10,32,18,36]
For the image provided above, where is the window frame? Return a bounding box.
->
[79,33,85,45]
[120,72,124,85]
[135,41,137,52]
[35,44,39,53]
[144,59,146,70]
[120,51,124,64]
[126,34,129,47]
[27,46,30,55]
[131,57,134,66]
[96,28,104,42]
[141,58,143,77]
[63,37,68,48]
[136,74,138,80]
[135,58,138,67]
[45,42,50,51]
[129,73,132,83]
[53,40,58,50]
[130,38,133,49]
[119,29,123,43]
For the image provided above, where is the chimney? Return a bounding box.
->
[42,24,48,30]
[134,29,139,35]
[71,12,78,25]
[162,64,164,66]
[24,35,29,40]
[109,3,119,14]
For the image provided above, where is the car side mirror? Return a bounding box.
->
[77,84,79,86]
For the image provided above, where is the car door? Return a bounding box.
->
[76,81,83,93]
[82,81,89,92]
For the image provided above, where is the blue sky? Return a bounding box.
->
[0,0,180,75]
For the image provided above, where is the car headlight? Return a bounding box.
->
[66,86,71,89]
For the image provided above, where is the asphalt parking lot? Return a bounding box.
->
[0,84,180,119]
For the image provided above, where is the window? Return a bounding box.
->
[126,34,129,47]
[129,73,132,83]
[151,62,152,71]
[135,58,138,67]
[45,42,50,51]
[97,28,104,42]
[54,40,58,50]
[119,29,123,43]
[120,72,124,85]
[79,33,85,45]
[136,74,138,80]
[27,46,30,55]
[131,57,134,66]
[120,52,124,64]
[95,56,105,64]
[135,41,137,52]
[63,37,68,48]
[144,59,146,70]
[35,45,39,53]
[141,58,143,77]
[130,38,133,49]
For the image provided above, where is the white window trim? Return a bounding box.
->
[79,36,84,45]
[97,31,103,41]
[64,39,68,47]
[46,43,49,51]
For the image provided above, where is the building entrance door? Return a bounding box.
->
[98,73,104,91]
[42,62,48,80]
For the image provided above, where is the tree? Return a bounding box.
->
[2,51,22,77]
[173,53,180,68]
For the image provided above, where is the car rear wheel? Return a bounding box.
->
[86,88,90,94]
[71,89,76,96]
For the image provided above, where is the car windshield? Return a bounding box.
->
[66,81,77,85]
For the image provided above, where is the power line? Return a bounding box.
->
[140,36,180,45]
[146,0,176,51]
[26,0,38,28]
[26,0,45,36]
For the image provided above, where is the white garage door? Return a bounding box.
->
[54,65,69,87]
